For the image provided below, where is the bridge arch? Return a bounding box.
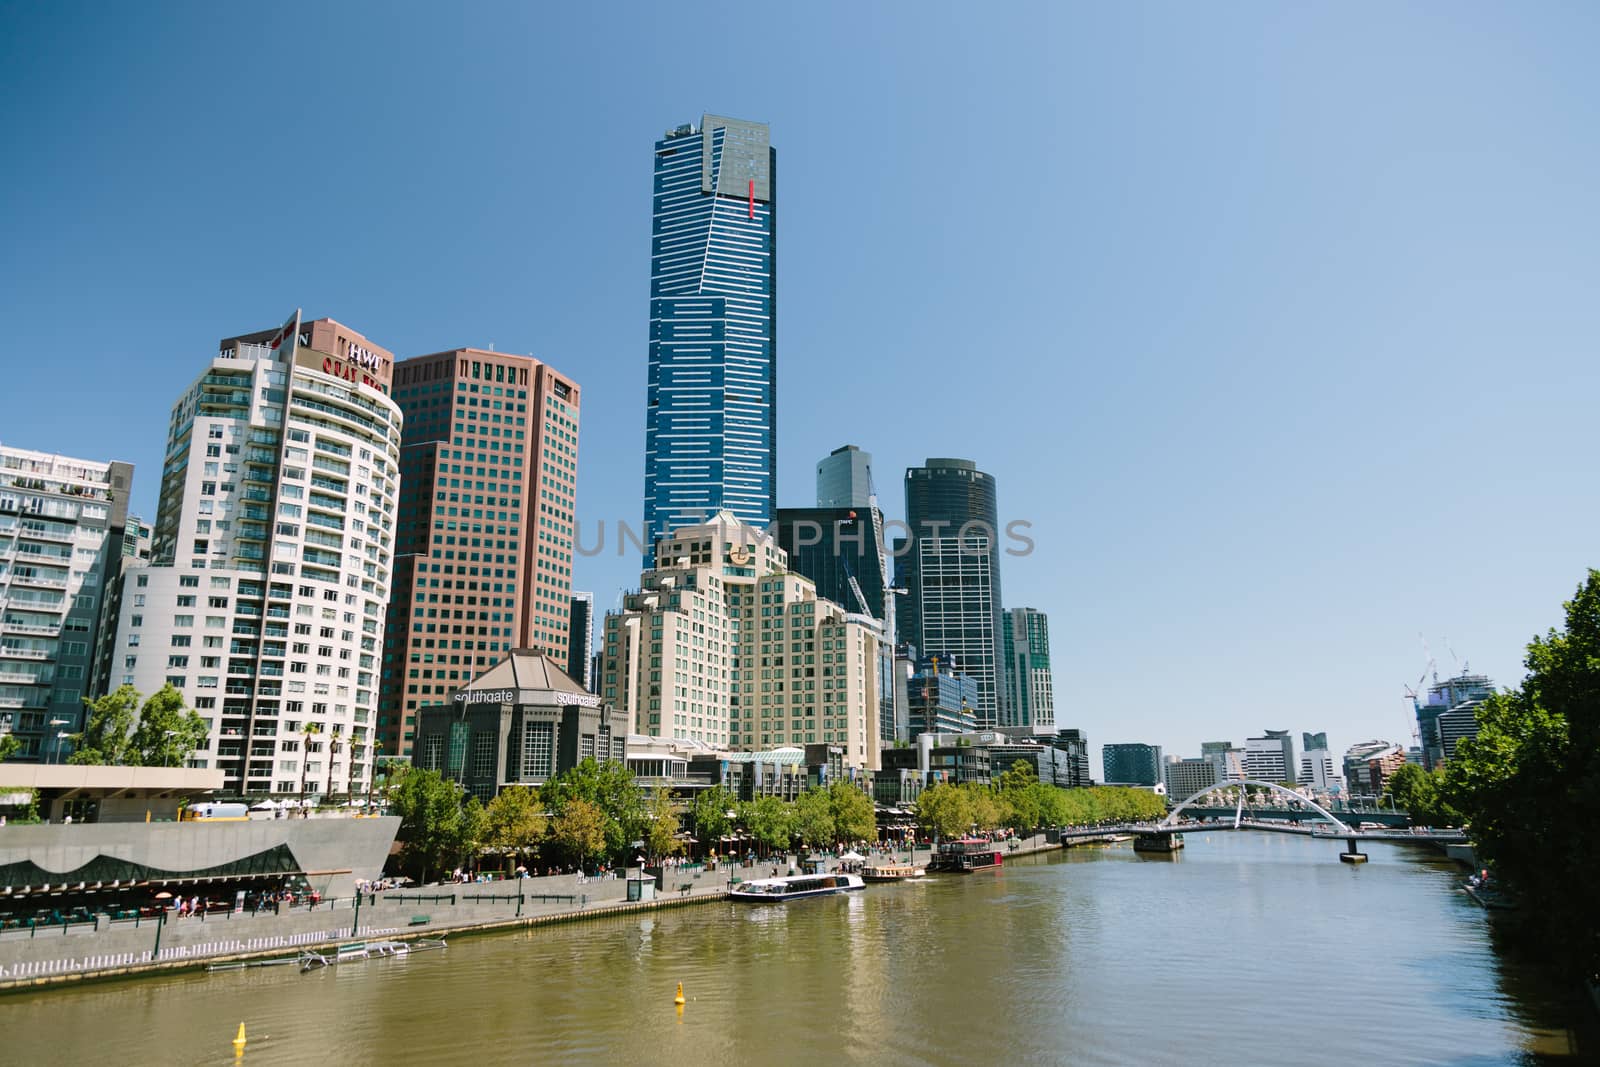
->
[1161,779,1354,835]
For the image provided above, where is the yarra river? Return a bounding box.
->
[6,834,1593,1065]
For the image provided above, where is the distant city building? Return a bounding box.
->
[379,347,581,758]
[816,444,873,509]
[881,731,993,787]
[1201,740,1246,782]
[1047,728,1092,788]
[601,514,881,769]
[568,593,594,692]
[414,650,617,802]
[1298,731,1339,794]
[1343,739,1407,795]
[1103,743,1164,786]
[896,458,1007,725]
[1164,756,1219,799]
[91,514,152,700]
[1243,730,1296,783]
[905,656,979,738]
[643,115,777,560]
[1414,672,1494,769]
[0,446,134,760]
[1002,607,1054,730]
[106,313,401,796]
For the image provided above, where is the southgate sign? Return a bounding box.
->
[454,689,604,708]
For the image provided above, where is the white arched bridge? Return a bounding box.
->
[1052,779,1467,860]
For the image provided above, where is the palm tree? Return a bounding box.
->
[327,731,343,807]
[299,722,321,816]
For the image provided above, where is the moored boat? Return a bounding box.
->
[730,872,865,902]
[931,838,1004,872]
[861,862,926,882]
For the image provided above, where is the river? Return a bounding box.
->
[4,833,1590,1065]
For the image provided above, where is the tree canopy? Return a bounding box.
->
[388,767,485,882]
[541,758,645,858]
[484,785,547,869]
[828,780,877,843]
[792,788,836,849]
[1382,764,1459,827]
[915,782,972,840]
[644,789,682,861]
[691,785,735,845]
[548,798,609,868]
[69,685,141,765]
[1444,569,1600,977]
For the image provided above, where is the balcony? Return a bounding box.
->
[0,618,60,636]
[0,647,50,660]
[10,571,68,589]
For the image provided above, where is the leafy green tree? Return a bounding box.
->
[740,795,795,854]
[130,684,208,768]
[0,733,19,762]
[644,789,682,861]
[549,798,609,870]
[691,785,735,847]
[915,782,972,841]
[962,782,1008,831]
[1383,763,1459,827]
[387,767,482,883]
[1444,569,1600,977]
[70,685,141,765]
[484,785,547,873]
[541,758,645,860]
[827,780,877,843]
[793,788,836,849]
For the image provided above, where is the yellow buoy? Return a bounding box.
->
[674,981,685,1006]
[233,1022,247,1054]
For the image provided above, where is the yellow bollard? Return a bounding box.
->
[232,1022,247,1055]
[674,981,685,1005]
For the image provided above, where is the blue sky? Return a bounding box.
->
[4,2,1597,774]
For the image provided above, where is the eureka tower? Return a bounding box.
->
[643,114,776,561]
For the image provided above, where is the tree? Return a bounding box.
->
[962,782,1007,831]
[69,685,141,765]
[299,722,322,810]
[387,767,483,883]
[793,788,836,850]
[691,785,734,847]
[549,798,608,870]
[130,684,208,768]
[484,785,547,873]
[828,780,877,843]
[0,733,19,763]
[542,758,645,860]
[915,782,972,841]
[1383,764,1459,827]
[1444,569,1600,978]
[741,795,794,855]
[644,789,683,861]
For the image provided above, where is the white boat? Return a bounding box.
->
[729,872,866,902]
[861,862,926,882]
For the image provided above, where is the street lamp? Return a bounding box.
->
[162,729,179,768]
[55,731,70,764]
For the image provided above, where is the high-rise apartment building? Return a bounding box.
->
[1414,671,1494,769]
[377,348,580,756]
[897,458,1007,725]
[817,444,872,509]
[568,592,594,693]
[1201,740,1245,782]
[1298,730,1338,793]
[643,115,777,560]
[0,446,133,760]
[600,513,880,769]
[1103,742,1163,786]
[107,313,401,796]
[1164,756,1219,799]
[1002,607,1054,729]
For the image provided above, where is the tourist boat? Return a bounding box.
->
[729,872,866,902]
[861,862,926,882]
[931,838,1004,873]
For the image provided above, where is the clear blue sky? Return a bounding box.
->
[4,2,1597,775]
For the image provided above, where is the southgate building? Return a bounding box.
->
[377,348,581,758]
[600,513,881,770]
[107,313,401,798]
[643,115,777,560]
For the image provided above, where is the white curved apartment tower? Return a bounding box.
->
[107,312,402,797]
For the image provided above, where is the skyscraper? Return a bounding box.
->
[0,446,133,760]
[897,458,1006,725]
[378,348,581,757]
[1103,743,1163,786]
[817,444,872,508]
[107,312,402,797]
[1002,606,1054,729]
[1244,730,1296,783]
[568,591,594,693]
[643,115,777,560]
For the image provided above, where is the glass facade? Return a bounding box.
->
[1002,606,1054,729]
[897,458,1006,725]
[644,116,777,562]
[1102,742,1163,786]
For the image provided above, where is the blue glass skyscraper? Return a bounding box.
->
[644,115,777,560]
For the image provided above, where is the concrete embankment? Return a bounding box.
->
[0,866,733,994]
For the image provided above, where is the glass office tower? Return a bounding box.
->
[643,115,777,561]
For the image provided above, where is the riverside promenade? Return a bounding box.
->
[0,832,1064,992]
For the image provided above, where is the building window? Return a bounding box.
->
[521,721,553,779]
[472,733,496,779]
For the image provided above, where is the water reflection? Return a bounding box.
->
[0,834,1589,1066]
